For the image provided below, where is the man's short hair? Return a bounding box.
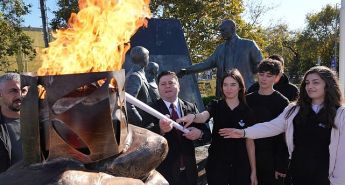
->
[0,73,20,85]
[257,59,282,75]
[268,54,284,67]
[157,71,178,83]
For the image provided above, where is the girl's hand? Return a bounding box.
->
[218,128,244,138]
[250,171,258,185]
[176,114,195,128]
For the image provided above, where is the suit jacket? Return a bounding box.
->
[142,98,210,185]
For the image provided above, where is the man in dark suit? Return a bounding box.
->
[142,71,209,185]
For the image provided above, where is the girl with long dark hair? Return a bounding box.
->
[224,66,345,185]
[177,69,257,185]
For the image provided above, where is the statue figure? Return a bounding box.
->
[125,46,152,126]
[178,19,263,97]
[145,62,160,102]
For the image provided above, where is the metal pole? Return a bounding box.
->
[340,0,345,96]
[39,0,49,48]
[334,4,338,70]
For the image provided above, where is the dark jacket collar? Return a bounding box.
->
[275,73,290,87]
[225,34,240,45]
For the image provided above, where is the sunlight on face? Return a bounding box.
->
[158,75,180,102]
[222,76,240,99]
[0,80,23,112]
[257,72,277,90]
[305,73,326,104]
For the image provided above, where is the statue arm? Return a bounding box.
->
[125,74,142,97]
[249,41,263,74]
[184,51,218,75]
[125,74,143,125]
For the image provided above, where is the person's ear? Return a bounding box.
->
[274,74,282,84]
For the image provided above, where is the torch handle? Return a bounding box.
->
[125,92,190,134]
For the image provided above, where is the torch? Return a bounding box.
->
[125,92,190,133]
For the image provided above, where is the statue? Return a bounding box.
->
[178,19,263,97]
[125,46,152,126]
[145,62,160,102]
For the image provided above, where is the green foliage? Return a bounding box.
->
[50,0,267,64]
[261,24,301,81]
[300,5,339,69]
[0,0,35,72]
[262,4,339,82]
[150,0,266,63]
[49,1,339,83]
[202,95,217,107]
[50,0,79,29]
[281,4,339,77]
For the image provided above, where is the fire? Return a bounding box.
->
[37,0,151,76]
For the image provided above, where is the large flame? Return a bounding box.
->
[37,0,151,76]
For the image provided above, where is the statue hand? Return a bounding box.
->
[176,69,188,78]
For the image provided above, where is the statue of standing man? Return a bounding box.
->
[178,19,263,97]
[145,62,160,102]
[125,46,152,127]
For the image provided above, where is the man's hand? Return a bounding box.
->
[275,171,286,179]
[183,127,202,140]
[159,115,173,134]
[176,69,188,78]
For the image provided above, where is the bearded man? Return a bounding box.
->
[0,73,27,173]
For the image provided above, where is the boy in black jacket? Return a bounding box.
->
[247,54,299,102]
[246,59,289,185]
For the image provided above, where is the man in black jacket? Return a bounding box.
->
[247,54,299,101]
[142,71,210,185]
[0,73,27,173]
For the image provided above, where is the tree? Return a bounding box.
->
[150,0,269,63]
[260,4,339,83]
[243,0,277,27]
[50,1,269,64]
[294,4,339,73]
[0,0,35,72]
[259,24,300,80]
[50,0,79,30]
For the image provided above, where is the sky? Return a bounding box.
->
[251,0,341,30]
[22,0,341,31]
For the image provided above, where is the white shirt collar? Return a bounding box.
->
[312,103,324,113]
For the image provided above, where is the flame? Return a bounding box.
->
[37,0,151,76]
